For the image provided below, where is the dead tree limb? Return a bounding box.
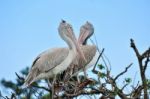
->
[130,38,149,99]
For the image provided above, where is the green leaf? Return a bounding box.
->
[125,78,132,84]
[98,64,105,70]
[42,93,51,99]
[146,79,150,89]
[98,72,106,78]
[20,67,29,75]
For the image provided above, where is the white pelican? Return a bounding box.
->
[62,21,99,81]
[23,20,86,87]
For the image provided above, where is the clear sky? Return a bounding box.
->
[0,0,150,94]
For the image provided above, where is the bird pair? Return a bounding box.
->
[23,20,99,92]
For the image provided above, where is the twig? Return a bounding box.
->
[142,47,150,59]
[10,92,16,99]
[0,91,7,99]
[62,89,101,98]
[102,54,111,71]
[130,39,141,59]
[121,83,128,91]
[114,63,133,81]
[32,85,50,92]
[92,48,104,74]
[131,85,143,98]
[15,72,24,81]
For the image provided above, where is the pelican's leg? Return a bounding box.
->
[47,79,52,89]
[52,75,56,99]
[47,79,53,98]
[77,75,80,83]
[83,67,88,79]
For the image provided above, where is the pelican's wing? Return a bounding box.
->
[79,45,97,67]
[32,47,69,73]
[24,47,69,87]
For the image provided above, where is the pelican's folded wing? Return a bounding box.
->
[32,47,69,73]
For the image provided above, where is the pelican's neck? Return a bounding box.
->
[54,38,77,74]
[67,38,77,55]
[54,45,77,75]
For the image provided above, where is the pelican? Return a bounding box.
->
[62,21,99,81]
[77,21,99,73]
[23,20,86,87]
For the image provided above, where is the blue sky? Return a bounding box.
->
[0,0,150,95]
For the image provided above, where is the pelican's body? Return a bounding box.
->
[72,45,98,75]
[24,20,85,87]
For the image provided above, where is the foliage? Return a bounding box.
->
[0,67,49,99]
[124,78,132,84]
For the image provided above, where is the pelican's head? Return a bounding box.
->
[58,20,86,62]
[78,21,94,45]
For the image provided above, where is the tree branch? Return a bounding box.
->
[130,38,149,99]
[32,85,51,92]
[142,48,150,59]
[130,39,141,59]
[114,63,133,81]
[143,57,150,73]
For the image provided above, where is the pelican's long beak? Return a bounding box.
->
[78,31,88,45]
[73,37,87,62]
[78,31,89,45]
[78,32,84,45]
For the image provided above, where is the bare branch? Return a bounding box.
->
[0,91,7,99]
[15,72,24,81]
[32,85,51,92]
[114,63,133,81]
[60,90,100,98]
[10,92,16,99]
[121,83,128,91]
[131,85,143,98]
[92,48,104,74]
[130,39,141,59]
[143,57,150,72]
[142,47,150,59]
[130,38,149,99]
